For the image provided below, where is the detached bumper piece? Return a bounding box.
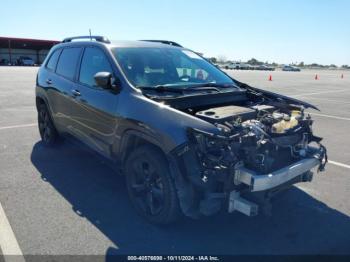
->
[228,191,258,216]
[229,146,327,216]
[234,146,326,192]
[235,158,319,192]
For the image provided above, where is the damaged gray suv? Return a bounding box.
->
[36,36,327,224]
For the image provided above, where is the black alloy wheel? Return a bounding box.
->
[125,145,181,224]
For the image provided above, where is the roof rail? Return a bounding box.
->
[140,40,183,47]
[62,36,111,44]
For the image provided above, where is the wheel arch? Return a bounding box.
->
[35,95,53,116]
[119,129,199,219]
[35,95,59,134]
[35,95,47,110]
[119,129,168,167]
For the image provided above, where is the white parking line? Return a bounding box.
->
[303,97,350,104]
[291,89,349,97]
[1,108,36,112]
[309,112,350,121]
[0,123,36,131]
[328,160,350,169]
[0,202,24,260]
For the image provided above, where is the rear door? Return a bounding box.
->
[40,48,62,127]
[70,46,119,157]
[50,47,83,134]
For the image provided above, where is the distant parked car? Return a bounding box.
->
[239,63,252,70]
[225,63,252,70]
[225,63,240,70]
[282,65,301,72]
[0,59,11,66]
[256,64,275,71]
[18,56,35,66]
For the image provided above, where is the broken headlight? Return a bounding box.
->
[187,128,235,164]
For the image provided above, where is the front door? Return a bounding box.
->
[70,46,118,158]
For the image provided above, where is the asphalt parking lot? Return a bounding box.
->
[0,67,349,257]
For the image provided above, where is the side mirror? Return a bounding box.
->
[94,72,120,91]
[94,72,112,89]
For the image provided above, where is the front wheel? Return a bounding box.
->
[125,145,181,224]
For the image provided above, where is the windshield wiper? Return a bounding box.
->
[137,85,221,94]
[186,86,221,92]
[138,85,184,94]
[186,82,238,89]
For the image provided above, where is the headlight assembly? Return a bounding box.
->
[187,128,231,162]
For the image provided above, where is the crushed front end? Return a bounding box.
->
[172,103,327,218]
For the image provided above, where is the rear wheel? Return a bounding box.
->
[37,103,59,146]
[125,145,181,224]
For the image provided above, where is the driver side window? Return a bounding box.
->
[79,47,113,87]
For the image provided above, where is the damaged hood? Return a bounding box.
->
[236,81,319,111]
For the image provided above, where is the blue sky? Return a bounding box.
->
[1,0,349,65]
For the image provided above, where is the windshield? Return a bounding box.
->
[112,47,235,88]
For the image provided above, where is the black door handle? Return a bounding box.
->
[71,89,81,97]
[46,79,52,85]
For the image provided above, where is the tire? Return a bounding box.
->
[37,103,59,146]
[125,145,181,224]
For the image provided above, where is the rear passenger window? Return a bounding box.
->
[56,47,82,80]
[46,49,61,71]
[79,47,113,87]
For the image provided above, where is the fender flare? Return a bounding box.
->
[35,94,55,119]
[35,94,49,110]
[119,129,168,164]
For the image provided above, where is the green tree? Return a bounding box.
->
[217,55,227,63]
[209,57,217,63]
[247,58,263,65]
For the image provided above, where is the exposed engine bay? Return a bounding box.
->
[189,103,327,175]
[145,84,328,217]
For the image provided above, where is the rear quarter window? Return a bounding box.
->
[46,49,61,71]
[56,47,82,80]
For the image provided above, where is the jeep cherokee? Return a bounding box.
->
[36,36,327,224]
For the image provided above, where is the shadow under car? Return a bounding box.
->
[30,141,350,255]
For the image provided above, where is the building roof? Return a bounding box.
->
[0,36,60,50]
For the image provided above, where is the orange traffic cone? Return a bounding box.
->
[268,75,272,81]
[315,74,319,80]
